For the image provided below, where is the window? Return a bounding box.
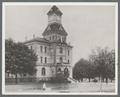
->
[60,57,63,63]
[68,50,70,56]
[68,59,69,63]
[59,26,62,30]
[42,68,46,76]
[64,67,69,75]
[23,73,26,77]
[40,46,43,52]
[62,37,64,42]
[60,47,63,53]
[64,67,68,72]
[58,68,61,72]
[45,57,47,63]
[41,57,43,63]
[52,36,54,40]
[45,47,47,53]
[30,46,32,50]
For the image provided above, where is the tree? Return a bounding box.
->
[89,47,115,83]
[73,58,97,82]
[85,62,97,82]
[5,39,15,75]
[73,47,115,83]
[5,39,37,83]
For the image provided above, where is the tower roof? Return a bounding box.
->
[42,23,68,36]
[47,5,63,16]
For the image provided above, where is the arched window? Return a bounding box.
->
[68,50,70,56]
[68,59,69,63]
[64,67,68,72]
[42,68,46,76]
[60,47,63,53]
[58,36,60,41]
[45,46,47,53]
[40,57,43,63]
[58,68,61,72]
[40,46,43,52]
[60,37,62,42]
[62,37,65,42]
[52,36,54,40]
[45,57,47,63]
[64,67,69,75]
[60,57,63,63]
[64,67,69,77]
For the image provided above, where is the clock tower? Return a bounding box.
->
[42,5,68,43]
[47,5,62,24]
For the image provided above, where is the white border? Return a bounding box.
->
[2,2,118,95]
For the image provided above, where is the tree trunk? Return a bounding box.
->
[99,76,101,82]
[105,77,108,83]
[88,78,91,82]
[102,77,104,82]
[15,74,18,84]
[81,78,83,82]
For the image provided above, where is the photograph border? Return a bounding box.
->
[1,1,119,96]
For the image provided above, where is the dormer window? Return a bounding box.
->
[40,46,43,52]
[30,46,32,50]
[59,26,62,30]
[62,37,65,42]
[47,26,51,30]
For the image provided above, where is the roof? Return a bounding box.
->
[24,37,73,48]
[24,37,72,47]
[42,23,68,36]
[24,37,50,44]
[47,5,63,16]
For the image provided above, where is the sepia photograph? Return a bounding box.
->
[2,2,118,95]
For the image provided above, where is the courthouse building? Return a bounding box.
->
[25,5,73,81]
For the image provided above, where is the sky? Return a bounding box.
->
[5,4,116,65]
